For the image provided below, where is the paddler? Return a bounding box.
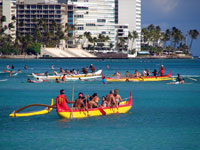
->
[159,65,165,76]
[90,64,95,73]
[62,74,66,82]
[56,89,74,112]
[102,76,107,84]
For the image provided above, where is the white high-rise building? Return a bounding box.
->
[2,0,17,40]
[115,0,141,52]
[67,0,116,48]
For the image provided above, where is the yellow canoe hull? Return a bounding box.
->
[106,77,175,82]
[9,99,54,117]
[57,96,133,119]
[106,71,174,82]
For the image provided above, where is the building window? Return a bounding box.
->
[86,23,95,26]
[97,19,106,23]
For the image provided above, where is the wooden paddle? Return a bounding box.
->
[70,85,74,119]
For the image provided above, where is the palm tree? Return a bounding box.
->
[141,28,149,44]
[171,27,185,50]
[188,29,199,52]
[118,37,126,52]
[128,30,138,50]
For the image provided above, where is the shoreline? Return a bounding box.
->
[0,55,194,59]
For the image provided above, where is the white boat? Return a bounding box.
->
[32,69,102,80]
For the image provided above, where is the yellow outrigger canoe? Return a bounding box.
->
[57,93,133,119]
[9,99,54,117]
[106,71,174,82]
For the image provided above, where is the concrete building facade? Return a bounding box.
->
[0,1,2,31]
[2,0,17,39]
[59,0,116,49]
[16,1,68,36]
[116,0,141,52]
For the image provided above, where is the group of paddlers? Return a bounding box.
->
[50,64,96,76]
[113,65,165,78]
[56,89,122,111]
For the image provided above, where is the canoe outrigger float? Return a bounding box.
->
[106,71,174,82]
[32,69,102,80]
[57,92,133,119]
[9,99,54,117]
[9,93,133,119]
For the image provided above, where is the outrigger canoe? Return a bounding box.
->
[57,92,133,119]
[32,69,102,80]
[9,99,54,117]
[106,71,174,82]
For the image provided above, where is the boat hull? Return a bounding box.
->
[57,94,133,119]
[106,72,174,82]
[32,70,102,80]
[9,99,54,117]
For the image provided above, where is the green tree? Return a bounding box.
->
[188,29,199,52]
[128,30,138,50]
[26,43,41,55]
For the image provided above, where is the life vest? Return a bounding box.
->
[56,94,70,112]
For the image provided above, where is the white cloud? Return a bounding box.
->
[152,0,180,13]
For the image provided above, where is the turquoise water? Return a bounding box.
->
[0,59,200,150]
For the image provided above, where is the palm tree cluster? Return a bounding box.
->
[0,16,75,55]
[81,32,111,50]
[141,24,199,55]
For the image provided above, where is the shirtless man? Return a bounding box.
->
[88,93,99,108]
[106,90,116,107]
[114,89,122,106]
[74,93,88,110]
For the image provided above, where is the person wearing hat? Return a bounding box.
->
[74,92,88,110]
[90,64,95,73]
[160,65,165,76]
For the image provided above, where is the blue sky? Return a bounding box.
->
[142,0,200,56]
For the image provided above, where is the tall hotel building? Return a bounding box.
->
[59,0,116,47]
[2,0,17,39]
[16,0,68,36]
[116,0,141,51]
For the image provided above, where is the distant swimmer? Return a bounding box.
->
[24,65,28,70]
[51,64,54,70]
[56,78,62,83]
[9,70,13,77]
[11,65,14,69]
[17,69,22,73]
[106,64,109,69]
[6,64,10,69]
[176,74,184,84]
[27,78,34,83]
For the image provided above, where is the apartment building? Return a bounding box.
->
[59,0,116,49]
[115,24,129,51]
[2,0,17,39]
[16,0,68,36]
[116,0,141,52]
[0,1,2,31]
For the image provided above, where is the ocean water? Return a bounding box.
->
[0,59,200,150]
